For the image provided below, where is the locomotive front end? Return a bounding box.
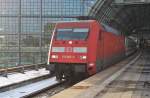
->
[48,22,90,81]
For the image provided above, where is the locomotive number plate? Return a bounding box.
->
[62,55,75,59]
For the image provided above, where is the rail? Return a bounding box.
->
[0,63,47,77]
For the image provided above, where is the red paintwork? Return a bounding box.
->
[49,20,126,76]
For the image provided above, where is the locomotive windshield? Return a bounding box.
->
[56,28,89,40]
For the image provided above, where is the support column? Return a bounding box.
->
[18,0,21,66]
[40,0,43,63]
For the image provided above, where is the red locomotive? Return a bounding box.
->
[47,20,136,81]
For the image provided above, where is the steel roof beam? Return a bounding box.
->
[114,0,150,5]
[89,0,150,36]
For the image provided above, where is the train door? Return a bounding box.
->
[96,30,104,72]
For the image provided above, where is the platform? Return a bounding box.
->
[50,53,140,98]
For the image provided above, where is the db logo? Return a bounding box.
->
[65,47,73,52]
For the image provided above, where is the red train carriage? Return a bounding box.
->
[47,20,135,81]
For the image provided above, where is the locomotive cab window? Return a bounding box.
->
[56,28,89,40]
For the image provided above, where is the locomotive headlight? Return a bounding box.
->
[51,55,58,59]
[82,56,87,59]
[80,56,87,60]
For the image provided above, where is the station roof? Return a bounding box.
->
[89,0,150,39]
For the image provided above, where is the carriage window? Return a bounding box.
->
[56,28,89,40]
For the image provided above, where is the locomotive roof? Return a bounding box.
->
[50,20,121,36]
[49,20,96,24]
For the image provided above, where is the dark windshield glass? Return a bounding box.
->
[56,28,89,40]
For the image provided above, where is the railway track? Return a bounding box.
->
[0,77,66,98]
[0,63,72,98]
[31,78,79,98]
[0,63,47,77]
[28,80,68,98]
